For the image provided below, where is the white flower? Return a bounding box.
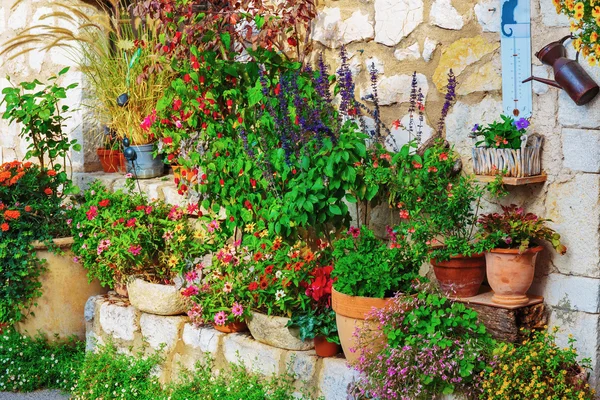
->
[275,289,285,301]
[275,270,282,279]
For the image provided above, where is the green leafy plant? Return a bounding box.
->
[0,328,84,393]
[287,307,339,344]
[477,204,567,254]
[480,327,595,400]
[1,68,81,172]
[353,282,495,399]
[331,226,421,298]
[470,115,530,149]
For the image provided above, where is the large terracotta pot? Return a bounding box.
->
[127,278,186,316]
[431,254,486,298]
[97,148,125,173]
[331,287,391,364]
[485,246,543,306]
[17,237,108,341]
[314,336,341,357]
[246,311,314,350]
[213,320,248,333]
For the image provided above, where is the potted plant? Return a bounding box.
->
[287,265,340,357]
[353,282,495,399]
[97,127,125,173]
[0,70,106,339]
[470,115,543,177]
[477,204,567,306]
[182,238,251,333]
[330,226,421,363]
[70,178,212,314]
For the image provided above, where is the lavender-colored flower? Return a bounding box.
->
[513,117,530,130]
[472,124,480,132]
[437,69,457,136]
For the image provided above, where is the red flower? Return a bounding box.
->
[86,206,98,221]
[219,179,225,187]
[238,116,243,124]
[287,37,298,47]
[274,83,281,96]
[439,152,448,161]
[254,252,263,262]
[239,169,244,176]
[181,285,199,297]
[1,222,8,232]
[44,187,53,195]
[47,169,57,177]
[183,74,191,83]
[259,278,269,290]
[163,137,173,144]
[392,119,401,129]
[250,178,257,189]
[201,173,207,181]
[244,200,252,210]
[428,166,438,173]
[99,199,110,207]
[24,205,31,212]
[126,218,137,227]
[226,99,233,109]
[173,99,183,111]
[292,168,297,175]
[412,161,422,169]
[265,265,274,275]
[167,154,175,161]
[399,209,410,219]
[248,282,258,291]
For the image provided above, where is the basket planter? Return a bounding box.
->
[431,254,486,298]
[127,278,186,316]
[97,148,125,173]
[246,311,314,350]
[17,237,108,341]
[471,136,543,177]
[213,320,248,333]
[485,246,543,306]
[314,336,341,357]
[331,287,391,363]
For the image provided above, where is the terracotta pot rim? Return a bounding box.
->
[331,286,391,302]
[488,246,544,254]
[431,253,486,267]
[31,236,74,250]
[97,148,121,154]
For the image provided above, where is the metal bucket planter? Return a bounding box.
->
[471,136,543,177]
[125,144,164,179]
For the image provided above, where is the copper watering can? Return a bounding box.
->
[523,35,599,106]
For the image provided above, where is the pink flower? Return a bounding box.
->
[96,239,111,255]
[126,218,137,227]
[223,282,233,293]
[86,206,98,221]
[399,210,410,219]
[125,173,133,179]
[185,270,198,282]
[187,303,204,327]
[163,231,174,241]
[73,256,79,263]
[128,244,142,256]
[214,311,227,326]
[347,226,360,238]
[207,220,220,233]
[181,285,199,297]
[175,120,183,129]
[140,110,157,131]
[231,302,243,317]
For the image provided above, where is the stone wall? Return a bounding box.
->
[313,0,600,388]
[0,0,103,171]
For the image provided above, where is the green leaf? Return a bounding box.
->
[220,32,231,50]
[329,204,342,215]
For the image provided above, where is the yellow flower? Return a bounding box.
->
[259,229,269,238]
[596,15,600,26]
[167,255,179,267]
[591,32,599,42]
[552,0,560,7]
[174,223,184,232]
[593,5,600,17]
[574,38,583,50]
[194,229,206,240]
[575,1,584,12]
[566,0,575,10]
[575,10,584,19]
[244,223,256,233]
[177,234,187,243]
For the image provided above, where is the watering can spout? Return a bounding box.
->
[522,76,563,89]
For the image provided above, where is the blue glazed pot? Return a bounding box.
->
[124,144,164,179]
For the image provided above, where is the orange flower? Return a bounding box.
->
[44,188,53,195]
[0,171,10,184]
[24,205,32,212]
[23,162,32,168]
[47,170,57,177]
[1,223,8,232]
[4,210,20,220]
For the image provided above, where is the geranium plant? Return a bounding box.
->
[481,327,595,400]
[331,226,421,299]
[353,282,495,399]
[470,115,530,149]
[477,204,567,254]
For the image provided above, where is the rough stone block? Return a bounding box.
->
[162,186,188,207]
[223,333,284,375]
[430,0,464,30]
[284,350,319,383]
[84,295,101,322]
[182,324,223,355]
[546,174,600,277]
[374,0,424,46]
[562,128,600,173]
[531,274,600,313]
[318,357,359,400]
[474,0,500,32]
[140,313,187,353]
[99,302,139,341]
[540,0,569,27]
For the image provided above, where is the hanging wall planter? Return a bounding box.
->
[471,136,543,178]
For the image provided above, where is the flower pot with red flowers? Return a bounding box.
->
[470,115,542,177]
[477,204,567,306]
[331,226,421,363]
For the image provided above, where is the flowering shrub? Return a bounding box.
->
[331,226,421,298]
[354,283,495,399]
[470,115,530,149]
[477,204,567,254]
[70,178,219,288]
[555,0,600,66]
[480,327,595,400]
[0,161,73,324]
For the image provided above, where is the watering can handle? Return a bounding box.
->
[522,76,563,89]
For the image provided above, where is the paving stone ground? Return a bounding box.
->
[0,391,70,399]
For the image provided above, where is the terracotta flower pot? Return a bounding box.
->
[127,278,186,316]
[331,287,391,364]
[97,148,125,173]
[431,254,486,298]
[485,246,543,306]
[314,335,341,357]
[213,320,248,333]
[246,311,314,350]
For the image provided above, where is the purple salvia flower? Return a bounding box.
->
[416,88,424,145]
[437,69,457,135]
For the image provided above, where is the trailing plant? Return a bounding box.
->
[331,226,421,298]
[554,0,600,66]
[1,68,81,172]
[353,282,495,400]
[470,115,530,149]
[477,204,567,254]
[0,328,84,393]
[70,178,220,288]
[0,161,73,324]
[480,327,595,400]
